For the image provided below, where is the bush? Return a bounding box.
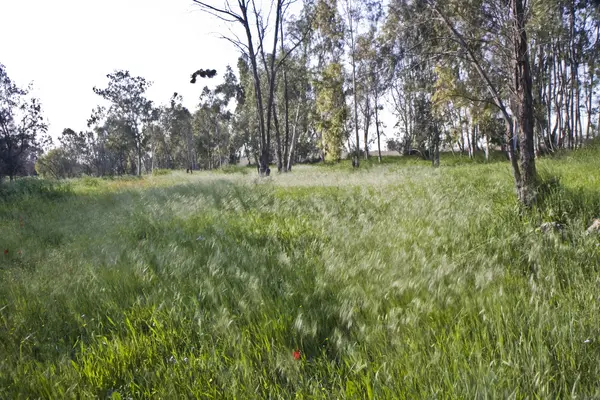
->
[0,177,72,202]
[80,176,101,187]
[35,148,78,179]
[219,165,250,175]
[152,169,172,176]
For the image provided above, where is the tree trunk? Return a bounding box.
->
[287,103,301,172]
[280,18,291,172]
[465,120,472,158]
[432,126,440,167]
[363,99,370,160]
[513,0,537,206]
[260,0,283,176]
[484,131,490,162]
[273,100,283,172]
[238,5,268,175]
[137,144,142,176]
[375,95,382,163]
[364,119,370,160]
[471,122,477,154]
[348,9,360,168]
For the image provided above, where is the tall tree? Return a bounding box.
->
[386,0,539,205]
[429,0,537,205]
[92,70,157,176]
[151,93,194,170]
[0,63,48,181]
[192,0,288,175]
[342,0,362,166]
[313,0,347,162]
[314,63,348,161]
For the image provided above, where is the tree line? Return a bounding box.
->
[1,0,599,206]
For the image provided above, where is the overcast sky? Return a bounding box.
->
[0,0,240,136]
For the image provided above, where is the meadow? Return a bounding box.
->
[2,149,600,399]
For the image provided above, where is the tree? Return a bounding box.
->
[355,2,388,163]
[426,0,538,204]
[342,0,363,167]
[191,0,279,175]
[215,65,244,164]
[151,93,194,170]
[191,0,313,174]
[192,84,235,170]
[92,70,157,176]
[35,148,76,179]
[387,0,539,206]
[312,0,347,162]
[0,63,48,181]
[315,63,348,161]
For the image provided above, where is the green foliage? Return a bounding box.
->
[2,149,600,398]
[80,175,101,187]
[314,63,347,162]
[91,70,157,176]
[0,177,71,203]
[218,164,250,175]
[151,168,171,176]
[149,93,194,171]
[0,63,49,181]
[35,148,77,179]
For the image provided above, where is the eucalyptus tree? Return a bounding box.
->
[35,148,77,179]
[312,0,348,162]
[193,87,225,169]
[343,0,385,162]
[386,0,538,206]
[148,93,195,171]
[430,0,537,206]
[314,62,348,161]
[215,65,244,164]
[354,1,389,162]
[531,0,600,150]
[59,128,95,175]
[234,55,261,165]
[192,0,303,175]
[385,0,440,161]
[92,70,157,176]
[191,69,241,170]
[0,63,48,181]
[341,0,362,165]
[270,4,315,172]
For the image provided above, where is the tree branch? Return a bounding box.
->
[191,0,243,23]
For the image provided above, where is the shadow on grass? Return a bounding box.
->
[535,173,600,225]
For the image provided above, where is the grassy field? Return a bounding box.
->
[1,150,600,398]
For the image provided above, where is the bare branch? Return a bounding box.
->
[220,34,250,55]
[191,0,243,23]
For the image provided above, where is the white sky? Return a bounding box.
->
[0,0,240,136]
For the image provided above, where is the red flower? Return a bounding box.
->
[293,350,301,360]
[3,249,8,255]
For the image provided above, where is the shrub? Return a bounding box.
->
[152,169,172,176]
[35,148,78,179]
[219,165,249,175]
[0,177,72,202]
[81,176,101,187]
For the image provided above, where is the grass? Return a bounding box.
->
[1,150,600,398]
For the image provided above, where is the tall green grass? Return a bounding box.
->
[1,152,600,398]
